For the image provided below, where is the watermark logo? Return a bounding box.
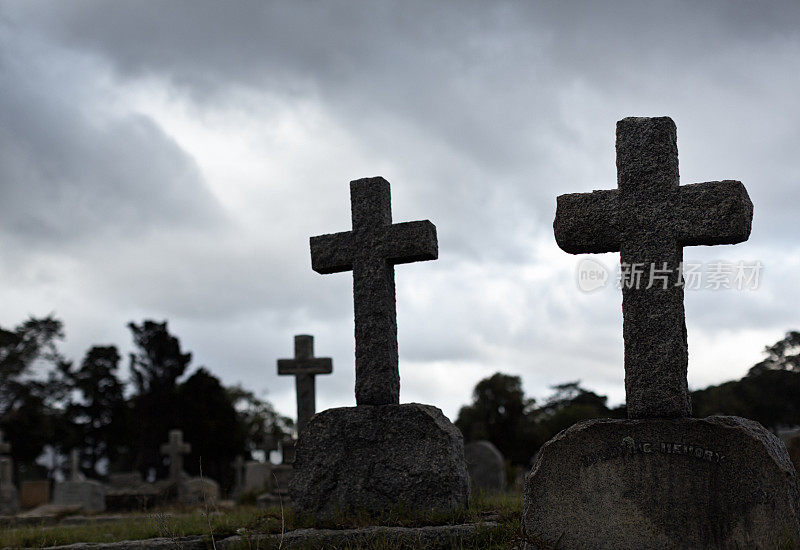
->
[574,259,763,291]
[576,258,610,292]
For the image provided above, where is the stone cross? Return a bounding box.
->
[160,429,191,481]
[310,177,438,405]
[70,449,86,481]
[280,435,295,465]
[277,334,333,433]
[232,455,245,488]
[258,433,279,463]
[0,429,10,455]
[554,117,752,419]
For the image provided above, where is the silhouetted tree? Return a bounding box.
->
[65,346,128,478]
[0,316,72,473]
[748,331,800,376]
[128,320,191,477]
[176,368,246,491]
[455,372,536,465]
[227,385,294,456]
[532,381,618,446]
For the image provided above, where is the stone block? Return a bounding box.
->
[523,416,800,549]
[180,477,219,506]
[290,403,469,517]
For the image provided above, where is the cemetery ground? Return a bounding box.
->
[0,490,520,549]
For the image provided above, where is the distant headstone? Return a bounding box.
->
[0,430,19,515]
[231,455,245,499]
[243,461,273,494]
[181,477,220,506]
[160,429,191,482]
[278,334,333,434]
[524,117,800,548]
[258,433,279,463]
[464,440,506,493]
[53,448,106,512]
[779,428,800,474]
[0,456,19,515]
[292,177,469,517]
[19,480,50,509]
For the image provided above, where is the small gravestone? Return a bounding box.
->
[244,461,273,494]
[291,177,469,517]
[0,430,19,515]
[181,477,220,506]
[231,455,246,499]
[779,428,800,474]
[19,480,50,509]
[278,335,333,434]
[524,117,800,548]
[53,449,106,512]
[464,440,506,493]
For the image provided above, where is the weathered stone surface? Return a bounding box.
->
[310,177,438,406]
[290,403,469,517]
[553,117,753,419]
[53,479,106,512]
[38,521,499,550]
[523,416,800,549]
[464,440,506,493]
[277,334,333,434]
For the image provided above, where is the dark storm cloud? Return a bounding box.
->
[1,0,798,418]
[0,19,225,250]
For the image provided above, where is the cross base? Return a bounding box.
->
[522,416,800,548]
[290,403,469,518]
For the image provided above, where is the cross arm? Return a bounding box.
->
[553,189,620,254]
[277,358,333,375]
[382,220,438,265]
[310,231,355,274]
[678,180,753,246]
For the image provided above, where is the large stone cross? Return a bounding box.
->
[310,177,438,405]
[0,429,9,455]
[554,117,752,419]
[70,448,86,481]
[160,429,191,481]
[277,334,332,433]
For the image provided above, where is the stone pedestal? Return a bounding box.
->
[290,403,469,517]
[243,461,273,494]
[523,416,800,549]
[464,440,506,493]
[53,479,106,513]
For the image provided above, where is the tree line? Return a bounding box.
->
[455,331,800,467]
[0,316,292,491]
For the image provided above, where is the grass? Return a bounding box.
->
[0,491,522,549]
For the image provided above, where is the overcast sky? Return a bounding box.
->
[1,1,798,424]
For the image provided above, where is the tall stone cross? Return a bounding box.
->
[70,448,86,481]
[554,117,752,419]
[232,455,245,488]
[310,177,438,405]
[277,334,333,433]
[160,429,191,481]
[0,429,9,455]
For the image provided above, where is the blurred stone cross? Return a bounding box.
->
[310,177,438,405]
[0,430,9,455]
[277,334,332,433]
[554,116,752,419]
[160,429,191,481]
[258,432,279,463]
[70,449,86,481]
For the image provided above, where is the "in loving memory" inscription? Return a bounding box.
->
[580,436,726,468]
